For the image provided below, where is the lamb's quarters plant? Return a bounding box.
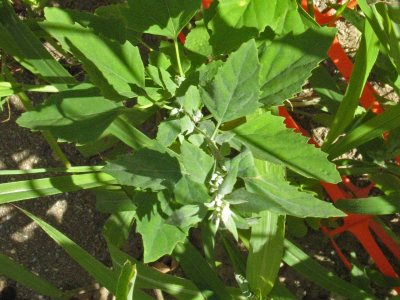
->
[0,0,399,298]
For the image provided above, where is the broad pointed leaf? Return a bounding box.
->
[227,180,344,218]
[181,140,214,183]
[103,149,182,191]
[200,39,261,123]
[42,8,145,100]
[259,28,336,106]
[134,192,188,263]
[103,211,136,248]
[126,0,201,39]
[17,84,123,143]
[208,0,303,53]
[233,112,340,183]
[174,176,211,204]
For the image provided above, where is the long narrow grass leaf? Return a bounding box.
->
[0,166,104,176]
[327,104,400,158]
[246,211,285,298]
[0,172,116,203]
[107,244,206,300]
[283,239,375,299]
[335,194,400,215]
[323,21,379,149]
[115,261,137,300]
[18,208,118,294]
[174,241,233,300]
[0,253,63,299]
[0,0,75,85]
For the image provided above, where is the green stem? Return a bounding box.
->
[174,39,185,78]
[17,92,72,168]
[210,121,221,141]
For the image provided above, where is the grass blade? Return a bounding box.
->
[327,103,400,158]
[18,208,118,294]
[115,260,137,300]
[0,172,116,203]
[107,244,206,300]
[246,211,285,298]
[283,239,375,299]
[0,166,103,176]
[174,241,233,300]
[0,0,75,85]
[323,21,379,149]
[335,194,400,215]
[0,252,63,299]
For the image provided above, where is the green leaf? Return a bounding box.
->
[233,112,340,183]
[174,176,211,204]
[103,149,182,191]
[357,0,400,74]
[0,81,59,98]
[95,4,142,44]
[228,180,344,218]
[115,261,137,300]
[0,1,75,85]
[208,0,302,54]
[126,0,201,39]
[335,194,400,215]
[146,64,177,95]
[283,239,375,300]
[19,208,118,294]
[108,116,180,159]
[181,140,214,183]
[327,104,400,158]
[95,188,136,213]
[0,253,63,299]
[157,119,182,147]
[259,28,336,106]
[103,211,136,248]
[200,39,261,123]
[42,7,145,100]
[0,165,103,176]
[167,204,207,228]
[48,7,130,44]
[177,85,202,115]
[17,84,123,144]
[134,192,188,263]
[323,21,380,149]
[174,241,233,300]
[247,211,285,298]
[309,65,343,113]
[269,282,297,299]
[185,21,213,64]
[107,244,207,300]
[0,172,115,204]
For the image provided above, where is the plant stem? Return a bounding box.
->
[174,39,185,78]
[17,92,72,168]
[210,121,221,141]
